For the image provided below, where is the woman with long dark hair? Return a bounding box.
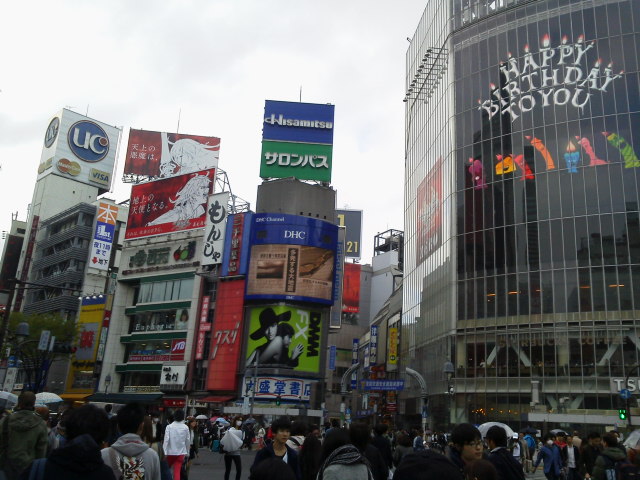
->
[298,433,322,480]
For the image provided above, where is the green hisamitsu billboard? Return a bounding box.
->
[260,140,333,182]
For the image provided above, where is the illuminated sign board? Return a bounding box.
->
[37,109,121,193]
[245,305,323,375]
[246,213,338,304]
[260,100,335,183]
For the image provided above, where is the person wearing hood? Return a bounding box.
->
[102,402,161,480]
[19,404,116,480]
[0,391,48,480]
[591,433,628,480]
[485,426,525,480]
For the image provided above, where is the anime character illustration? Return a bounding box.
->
[246,308,291,367]
[468,157,488,189]
[564,140,581,173]
[576,136,607,166]
[147,172,211,226]
[159,132,219,177]
[603,131,640,168]
[525,136,556,170]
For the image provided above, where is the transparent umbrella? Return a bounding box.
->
[35,392,63,405]
[0,391,18,408]
[477,422,515,438]
[624,430,640,448]
[195,414,208,420]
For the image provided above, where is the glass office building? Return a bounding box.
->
[403,0,640,428]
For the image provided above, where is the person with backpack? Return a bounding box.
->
[19,404,116,480]
[102,402,161,480]
[591,432,634,480]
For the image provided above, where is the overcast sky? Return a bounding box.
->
[0,1,426,262]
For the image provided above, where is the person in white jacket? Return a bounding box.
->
[163,409,190,480]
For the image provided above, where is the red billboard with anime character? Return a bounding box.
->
[124,129,220,179]
[125,169,215,239]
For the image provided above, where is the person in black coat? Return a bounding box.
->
[370,424,393,472]
[561,435,581,480]
[19,404,116,480]
[350,422,388,480]
[485,426,525,480]
[252,417,301,480]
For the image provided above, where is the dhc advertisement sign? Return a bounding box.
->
[246,213,338,305]
[263,100,335,145]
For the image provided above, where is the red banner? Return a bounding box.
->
[124,129,220,178]
[125,169,215,239]
[342,263,361,313]
[206,279,245,391]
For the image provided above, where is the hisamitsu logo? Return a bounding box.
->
[67,120,110,162]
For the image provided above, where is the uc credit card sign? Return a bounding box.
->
[263,100,335,145]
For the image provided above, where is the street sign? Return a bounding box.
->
[329,345,336,370]
[38,330,51,351]
[620,388,632,400]
[2,367,18,392]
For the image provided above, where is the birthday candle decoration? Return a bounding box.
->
[564,140,581,173]
[495,154,515,175]
[602,132,640,168]
[512,154,535,180]
[468,158,488,189]
[525,136,556,170]
[575,136,607,166]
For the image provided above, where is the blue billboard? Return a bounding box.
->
[220,212,253,277]
[246,213,339,304]
[263,100,335,145]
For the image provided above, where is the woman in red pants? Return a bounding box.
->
[163,409,190,480]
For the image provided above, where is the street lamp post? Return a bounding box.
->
[443,361,455,433]
[623,365,640,427]
[104,374,112,395]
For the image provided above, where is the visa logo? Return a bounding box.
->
[90,168,110,186]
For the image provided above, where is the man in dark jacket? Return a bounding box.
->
[579,432,602,478]
[19,404,116,480]
[0,391,48,480]
[591,433,627,480]
[371,424,394,472]
[252,417,301,480]
[561,434,581,480]
[485,425,525,480]
[350,422,389,480]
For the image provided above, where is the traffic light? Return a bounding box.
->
[275,395,281,406]
[619,408,628,420]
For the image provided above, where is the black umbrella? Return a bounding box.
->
[521,426,537,434]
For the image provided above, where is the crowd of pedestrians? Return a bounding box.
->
[4,394,640,480]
